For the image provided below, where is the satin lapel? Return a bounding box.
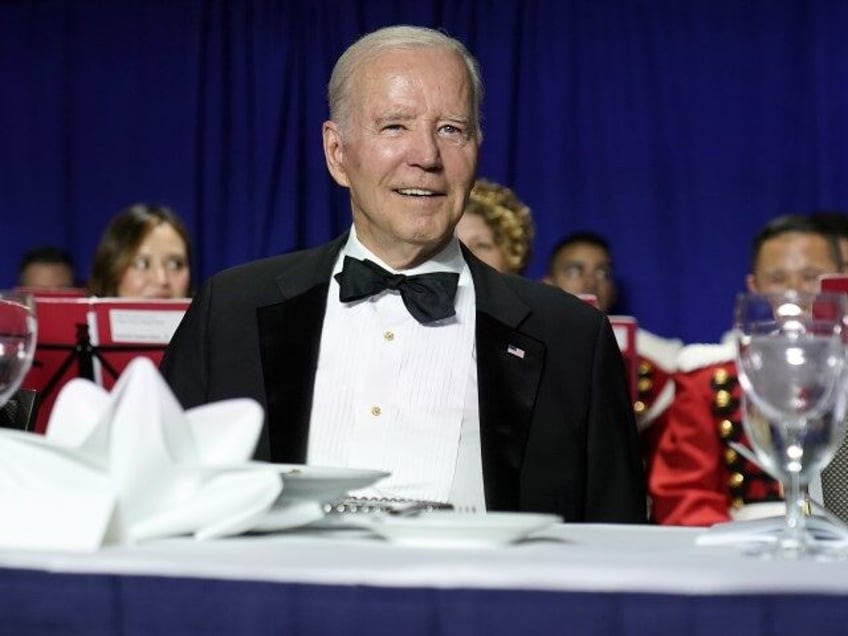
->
[466,249,545,511]
[257,235,346,463]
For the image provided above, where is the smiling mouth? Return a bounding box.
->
[395,188,442,197]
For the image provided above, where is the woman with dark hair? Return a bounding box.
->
[89,204,192,298]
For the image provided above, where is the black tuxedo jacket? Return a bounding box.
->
[161,235,646,523]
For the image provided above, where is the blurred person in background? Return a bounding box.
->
[808,211,848,271]
[543,231,683,435]
[455,178,534,275]
[88,204,192,298]
[649,214,840,526]
[544,232,617,313]
[17,246,76,289]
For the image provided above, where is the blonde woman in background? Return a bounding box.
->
[456,179,534,275]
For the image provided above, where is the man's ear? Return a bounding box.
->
[745,273,758,293]
[322,121,349,187]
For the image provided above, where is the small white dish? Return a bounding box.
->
[202,462,389,504]
[244,465,389,533]
[369,511,561,548]
[270,464,390,502]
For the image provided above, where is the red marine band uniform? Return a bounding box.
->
[648,342,782,526]
[634,329,683,475]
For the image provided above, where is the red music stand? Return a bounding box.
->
[819,273,848,294]
[21,297,189,433]
[87,298,189,391]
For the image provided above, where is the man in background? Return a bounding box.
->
[544,231,683,440]
[649,215,840,525]
[17,246,76,289]
[544,232,617,314]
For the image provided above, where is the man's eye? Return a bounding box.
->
[563,265,583,278]
[439,124,466,137]
[802,270,825,283]
[594,268,612,282]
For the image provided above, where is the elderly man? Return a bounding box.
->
[161,25,645,523]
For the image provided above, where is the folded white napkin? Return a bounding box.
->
[0,357,284,551]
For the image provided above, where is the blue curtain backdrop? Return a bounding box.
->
[3,0,848,344]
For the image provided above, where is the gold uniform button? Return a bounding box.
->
[384,331,394,342]
[714,389,732,409]
[633,400,646,415]
[725,448,738,464]
[718,419,734,438]
[728,472,744,488]
[713,368,729,385]
[370,406,382,417]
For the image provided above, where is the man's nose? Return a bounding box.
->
[409,129,442,169]
[580,272,599,293]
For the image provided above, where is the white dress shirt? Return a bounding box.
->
[307,227,485,510]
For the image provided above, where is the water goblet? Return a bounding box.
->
[0,291,37,409]
[734,290,848,558]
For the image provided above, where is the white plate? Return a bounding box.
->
[369,511,561,548]
[246,464,389,533]
[262,464,390,503]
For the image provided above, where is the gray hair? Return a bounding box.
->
[327,25,483,138]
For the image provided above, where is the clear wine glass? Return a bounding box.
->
[0,291,37,409]
[734,290,848,558]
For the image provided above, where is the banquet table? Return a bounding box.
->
[1,522,847,636]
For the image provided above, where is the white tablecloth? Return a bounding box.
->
[1,523,847,596]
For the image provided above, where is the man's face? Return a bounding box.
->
[19,262,74,288]
[322,47,479,269]
[747,231,839,294]
[546,242,616,312]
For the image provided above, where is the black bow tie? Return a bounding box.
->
[334,256,459,324]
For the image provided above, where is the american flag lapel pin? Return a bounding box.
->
[507,344,525,359]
